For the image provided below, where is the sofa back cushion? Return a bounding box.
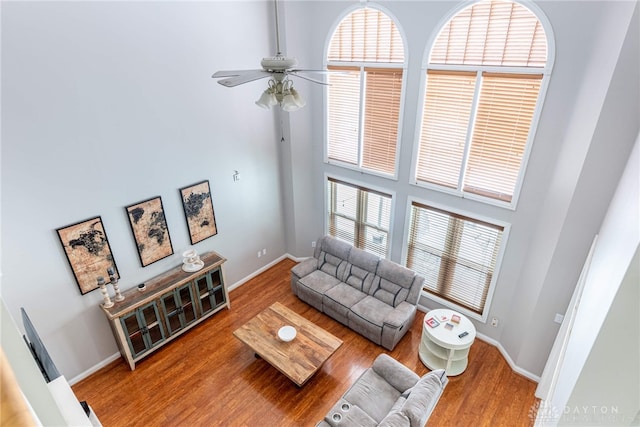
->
[371,259,416,307]
[317,235,352,260]
[316,236,352,279]
[318,253,345,278]
[343,246,379,292]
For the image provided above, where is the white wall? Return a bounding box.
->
[542,131,639,425]
[1,1,286,380]
[563,247,639,425]
[283,0,639,379]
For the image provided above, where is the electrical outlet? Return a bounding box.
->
[262,248,266,256]
[311,241,316,248]
[554,313,564,324]
[257,251,261,258]
[491,317,499,327]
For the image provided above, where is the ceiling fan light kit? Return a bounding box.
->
[256,78,306,111]
[212,0,327,112]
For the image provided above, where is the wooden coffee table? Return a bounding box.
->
[233,302,342,387]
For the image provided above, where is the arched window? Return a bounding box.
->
[414,0,552,207]
[326,7,406,177]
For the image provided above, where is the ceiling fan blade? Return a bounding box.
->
[212,69,264,78]
[288,72,330,86]
[215,71,272,87]
[289,69,335,74]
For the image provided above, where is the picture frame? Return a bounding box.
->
[125,196,174,267]
[426,317,440,328]
[56,216,120,295]
[179,180,218,244]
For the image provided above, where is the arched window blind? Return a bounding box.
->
[327,8,405,177]
[415,0,549,207]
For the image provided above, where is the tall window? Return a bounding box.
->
[326,7,405,177]
[414,0,551,207]
[327,177,392,258]
[406,201,506,317]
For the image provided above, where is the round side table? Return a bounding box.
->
[419,309,476,376]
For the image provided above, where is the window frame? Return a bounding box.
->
[323,4,408,181]
[410,0,555,210]
[401,197,511,322]
[324,174,396,259]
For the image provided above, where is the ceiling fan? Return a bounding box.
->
[211,0,330,111]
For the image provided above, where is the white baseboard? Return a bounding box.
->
[68,352,121,386]
[227,254,291,292]
[475,332,541,383]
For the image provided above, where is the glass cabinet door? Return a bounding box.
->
[195,269,226,316]
[161,283,197,335]
[121,311,147,357]
[140,302,165,349]
[121,302,165,358]
[178,284,197,325]
[161,292,183,336]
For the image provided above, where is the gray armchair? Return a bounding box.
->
[317,354,448,427]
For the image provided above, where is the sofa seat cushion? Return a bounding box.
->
[343,369,402,423]
[297,270,341,310]
[323,283,367,322]
[325,283,367,308]
[350,296,394,328]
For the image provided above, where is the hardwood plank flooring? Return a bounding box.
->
[73,258,538,426]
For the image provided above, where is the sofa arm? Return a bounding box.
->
[371,354,419,393]
[291,257,318,279]
[383,301,416,329]
[399,369,448,427]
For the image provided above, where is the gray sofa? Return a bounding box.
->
[291,235,424,350]
[317,354,448,427]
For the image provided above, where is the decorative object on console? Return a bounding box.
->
[56,216,119,295]
[182,248,204,272]
[179,180,218,244]
[108,267,125,302]
[125,196,174,267]
[97,276,114,308]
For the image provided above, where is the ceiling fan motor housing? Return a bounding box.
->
[261,55,298,71]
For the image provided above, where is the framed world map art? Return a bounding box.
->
[125,196,174,267]
[56,216,120,295]
[180,180,218,244]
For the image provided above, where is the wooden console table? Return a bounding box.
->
[101,251,229,370]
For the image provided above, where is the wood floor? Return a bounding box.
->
[73,258,538,426]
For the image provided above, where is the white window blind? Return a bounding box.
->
[417,71,475,189]
[326,8,405,176]
[327,178,392,258]
[406,201,504,315]
[328,8,404,63]
[416,0,549,206]
[464,73,542,201]
[430,0,547,67]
